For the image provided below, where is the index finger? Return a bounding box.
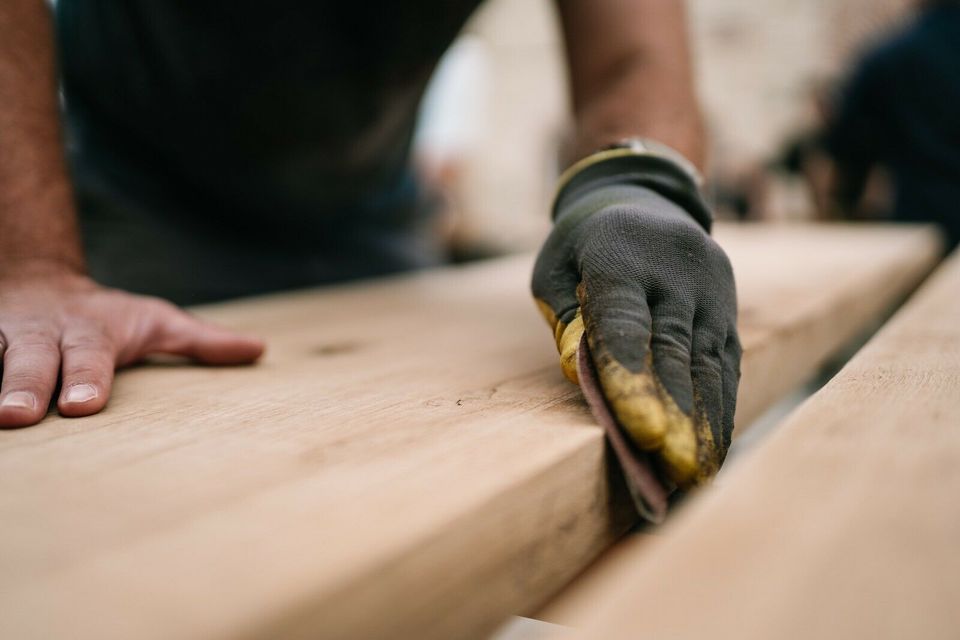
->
[0,326,60,428]
[579,276,668,450]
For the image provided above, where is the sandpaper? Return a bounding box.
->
[576,334,671,524]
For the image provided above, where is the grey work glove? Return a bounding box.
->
[532,156,741,489]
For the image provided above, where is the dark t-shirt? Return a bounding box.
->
[56,1,482,303]
[825,6,960,249]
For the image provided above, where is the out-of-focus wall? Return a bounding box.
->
[694,0,913,171]
[446,0,567,252]
[439,0,914,251]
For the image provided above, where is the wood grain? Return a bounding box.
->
[0,224,941,640]
[573,247,960,640]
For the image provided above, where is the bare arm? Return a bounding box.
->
[556,0,706,169]
[0,0,83,275]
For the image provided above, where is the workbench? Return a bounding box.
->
[0,224,943,640]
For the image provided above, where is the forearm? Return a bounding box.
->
[557,0,706,170]
[0,0,84,275]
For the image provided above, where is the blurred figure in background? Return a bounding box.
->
[824,0,960,249]
[771,80,842,221]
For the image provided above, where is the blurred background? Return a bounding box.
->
[412,0,916,259]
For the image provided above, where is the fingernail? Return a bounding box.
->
[64,384,98,404]
[1,391,36,410]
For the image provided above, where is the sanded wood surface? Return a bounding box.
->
[0,224,941,640]
[573,248,960,640]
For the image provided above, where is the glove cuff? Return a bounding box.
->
[551,145,713,233]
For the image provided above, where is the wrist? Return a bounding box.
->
[0,182,87,280]
[570,105,707,172]
[0,256,88,284]
[552,141,712,232]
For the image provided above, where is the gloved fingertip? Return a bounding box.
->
[660,431,699,489]
[557,311,584,384]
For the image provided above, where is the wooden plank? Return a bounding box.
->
[718,224,940,432]
[0,224,941,640]
[535,534,656,628]
[572,248,960,640]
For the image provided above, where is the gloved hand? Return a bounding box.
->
[532,153,741,489]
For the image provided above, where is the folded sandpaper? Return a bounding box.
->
[576,334,671,524]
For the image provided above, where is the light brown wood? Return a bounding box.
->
[535,534,656,628]
[719,223,941,431]
[572,247,960,640]
[0,224,941,640]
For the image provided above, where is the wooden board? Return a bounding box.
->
[0,224,941,640]
[572,247,960,640]
[535,534,656,628]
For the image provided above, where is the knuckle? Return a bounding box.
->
[652,330,692,358]
[62,329,113,354]
[675,218,710,243]
[63,364,111,386]
[641,209,695,242]
[4,369,52,390]
[653,347,691,373]
[691,354,723,377]
[9,320,59,347]
[695,339,725,361]
[61,345,114,369]
[135,299,185,343]
[584,205,646,239]
[4,340,58,362]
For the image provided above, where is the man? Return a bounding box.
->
[826,0,960,249]
[0,1,739,489]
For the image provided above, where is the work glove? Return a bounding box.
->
[532,150,741,489]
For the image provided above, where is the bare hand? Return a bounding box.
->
[0,268,264,428]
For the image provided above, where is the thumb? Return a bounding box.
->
[150,308,265,365]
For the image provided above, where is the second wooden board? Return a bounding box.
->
[574,246,960,640]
